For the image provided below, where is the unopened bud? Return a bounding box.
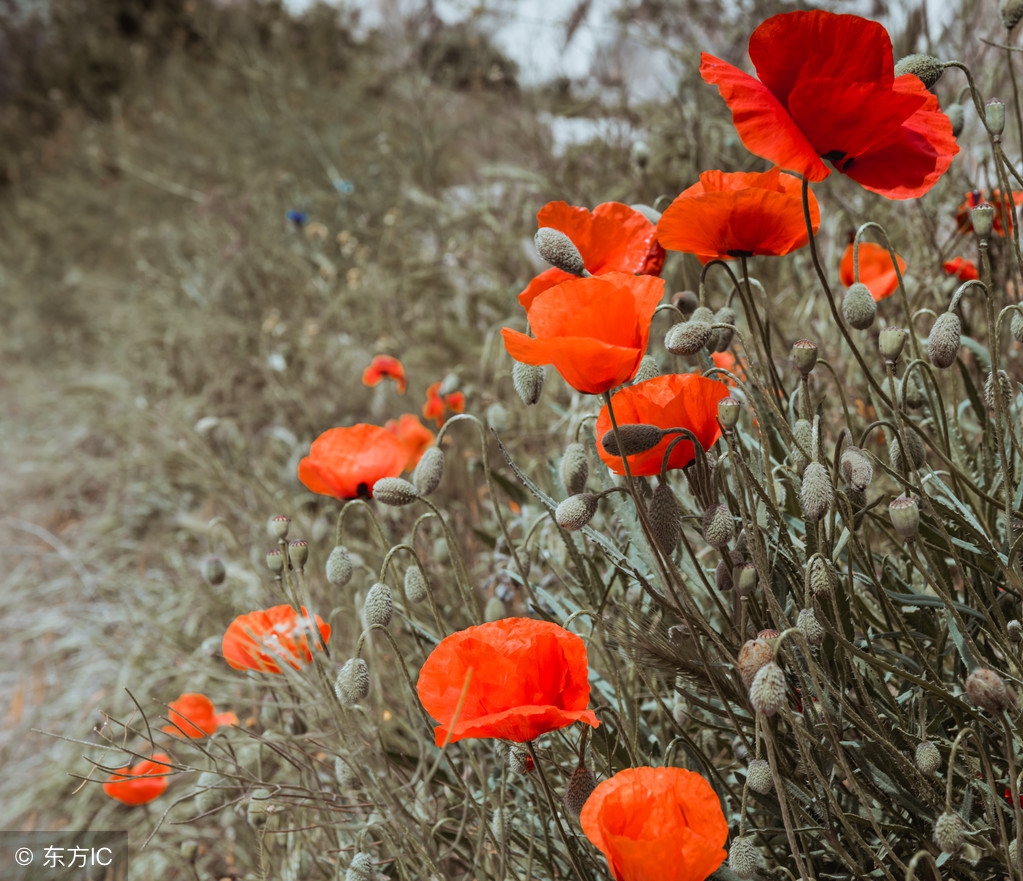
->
[733,561,758,597]
[747,759,773,794]
[728,836,760,880]
[805,553,836,598]
[933,811,965,854]
[413,446,445,496]
[649,483,683,553]
[987,99,1006,136]
[894,53,945,87]
[287,538,308,570]
[738,638,774,690]
[889,495,920,539]
[971,203,995,239]
[713,306,737,351]
[672,290,699,316]
[800,462,834,522]
[563,765,598,819]
[797,607,825,646]
[928,312,961,368]
[201,555,226,586]
[559,442,590,496]
[665,320,712,355]
[946,102,965,137]
[363,582,393,628]
[372,477,419,506]
[326,545,353,586]
[346,853,376,881]
[840,445,873,492]
[512,360,545,405]
[246,789,274,829]
[791,418,812,475]
[535,227,585,275]
[1003,0,1023,30]
[194,770,224,815]
[718,396,741,430]
[792,338,818,374]
[334,658,370,706]
[1009,619,1023,642]
[702,504,735,548]
[915,741,941,775]
[965,667,1014,713]
[889,431,926,472]
[484,594,506,621]
[985,369,1014,411]
[404,565,427,603]
[630,203,661,224]
[842,282,877,329]
[630,140,651,170]
[269,514,291,539]
[632,354,660,384]
[879,326,908,362]
[601,424,664,457]
[556,493,599,531]
[1013,310,1023,344]
[749,661,786,716]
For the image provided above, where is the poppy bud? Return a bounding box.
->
[194,770,224,815]
[702,504,735,548]
[791,338,818,375]
[985,369,1014,411]
[749,661,786,716]
[600,423,664,457]
[672,289,699,316]
[900,374,927,409]
[403,568,427,608]
[484,594,506,621]
[889,431,926,472]
[965,667,1014,713]
[246,789,274,829]
[805,553,836,598]
[889,495,920,540]
[927,312,961,368]
[326,545,353,587]
[733,561,758,597]
[512,360,545,405]
[372,477,419,506]
[944,102,965,137]
[797,607,825,647]
[747,758,773,794]
[894,53,945,88]
[791,418,812,475]
[915,741,941,775]
[713,306,737,351]
[933,811,965,854]
[266,548,285,573]
[842,282,877,329]
[718,395,741,430]
[556,493,599,531]
[971,203,995,239]
[335,756,361,788]
[563,765,598,819]
[490,808,511,846]
[632,354,660,384]
[665,319,712,355]
[879,326,908,362]
[413,446,445,496]
[1002,0,1023,29]
[738,638,774,690]
[986,99,1006,136]
[486,401,508,432]
[630,140,651,170]
[630,202,660,224]
[728,836,760,880]
[559,442,590,496]
[534,227,585,276]
[671,692,687,726]
[507,745,533,774]
[1009,619,1023,642]
[649,483,683,553]
[363,582,393,628]
[800,462,833,522]
[201,555,226,587]
[269,514,291,540]
[334,658,370,706]
[345,854,376,881]
[1012,311,1023,345]
[840,445,873,492]
[715,557,733,592]
[287,538,309,570]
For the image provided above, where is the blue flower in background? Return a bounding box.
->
[286,210,308,226]
[333,179,355,195]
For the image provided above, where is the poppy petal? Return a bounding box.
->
[299,424,409,500]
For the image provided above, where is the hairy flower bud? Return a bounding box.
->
[738,638,774,690]
[798,607,826,647]
[556,493,599,531]
[512,360,545,405]
[985,369,1014,411]
[413,446,445,496]
[915,741,941,775]
[1003,0,1023,29]
[345,853,376,881]
[713,306,737,352]
[933,811,965,854]
[373,477,419,506]
[534,227,585,275]
[733,562,758,597]
[630,141,651,170]
[840,445,873,492]
[805,553,836,598]
[335,658,370,706]
[632,354,660,384]
[326,545,353,587]
[246,788,274,829]
[563,765,598,819]
[879,326,908,362]
[792,338,818,375]
[729,836,760,880]
[791,418,812,475]
[194,770,225,815]
[945,102,965,137]
[404,565,427,603]
[1009,619,1023,642]
[600,424,664,457]
[966,667,1014,713]
[800,462,834,522]
[665,319,712,356]
[842,283,877,329]
[649,483,683,553]
[560,442,590,496]
[889,494,920,540]
[363,582,394,628]
[702,504,736,548]
[201,555,226,587]
[894,53,945,87]
[927,312,961,368]
[889,431,926,472]
[750,662,786,716]
[672,289,699,316]
[747,759,773,794]
[1012,310,1023,345]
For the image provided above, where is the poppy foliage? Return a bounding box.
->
[162,693,238,738]
[596,374,730,476]
[416,617,599,746]
[955,189,1023,237]
[298,424,408,500]
[102,753,172,806]
[701,10,958,199]
[222,604,331,674]
[657,168,820,263]
[362,355,407,394]
[839,242,907,301]
[503,272,664,395]
[943,257,979,282]
[520,201,665,309]
[385,413,435,469]
[579,766,728,881]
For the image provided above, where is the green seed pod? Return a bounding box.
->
[927,312,961,368]
[484,595,506,622]
[889,495,920,540]
[1002,0,1023,29]
[946,102,965,137]
[194,770,224,815]
[718,396,741,430]
[702,504,735,548]
[287,538,308,570]
[345,853,376,881]
[404,565,427,603]
[326,545,354,587]
[413,446,445,496]
[747,759,773,794]
[363,582,393,628]
[730,562,756,597]
[889,431,926,472]
[879,326,908,362]
[985,369,1014,411]
[749,662,786,716]
[987,99,1006,136]
[266,548,284,573]
[201,555,226,587]
[738,638,773,690]
[797,607,825,647]
[535,227,585,275]
[512,360,545,405]
[894,53,945,87]
[600,424,664,457]
[800,462,833,522]
[246,789,274,829]
[556,493,599,531]
[840,445,873,492]
[805,553,836,598]
[791,338,818,375]
[665,320,712,356]
[335,658,370,706]
[842,282,877,330]
[933,811,965,854]
[559,442,590,496]
[648,483,683,553]
[563,765,598,819]
[372,477,419,506]
[915,741,941,775]
[965,667,1013,713]
[269,514,291,540]
[632,354,660,384]
[729,836,760,880]
[971,203,995,239]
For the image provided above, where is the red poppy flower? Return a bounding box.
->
[102,753,172,805]
[657,168,820,263]
[700,10,958,199]
[520,201,665,309]
[298,424,408,500]
[385,413,436,469]
[421,382,466,427]
[596,374,730,476]
[162,693,238,738]
[711,351,746,383]
[503,272,664,395]
[943,257,979,282]
[362,355,407,394]
[222,604,331,674]
[954,189,1023,236]
[579,766,728,881]
[839,242,906,301]
[416,617,599,746]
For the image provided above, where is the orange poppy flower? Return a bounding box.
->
[943,257,979,282]
[416,617,599,746]
[503,272,664,395]
[579,766,728,881]
[421,382,466,427]
[222,604,331,674]
[711,351,746,383]
[298,424,408,500]
[362,355,407,394]
[102,753,172,806]
[385,413,436,469]
[954,189,1023,236]
[162,693,238,738]
[596,374,730,476]
[701,11,958,199]
[839,242,906,301]
[520,201,665,309]
[657,168,820,263]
